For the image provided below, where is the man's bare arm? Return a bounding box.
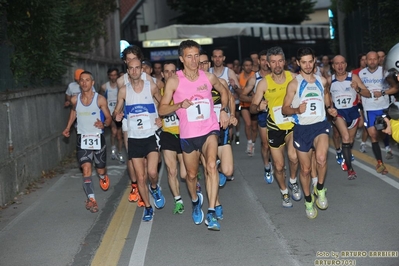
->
[250,78,267,114]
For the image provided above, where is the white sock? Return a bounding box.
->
[280,189,288,195]
[312,177,318,187]
[290,177,297,184]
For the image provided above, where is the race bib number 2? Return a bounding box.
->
[81,134,101,150]
[129,112,151,131]
[187,99,211,122]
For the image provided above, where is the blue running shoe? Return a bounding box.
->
[192,193,204,225]
[142,206,154,222]
[149,185,165,209]
[264,169,273,184]
[219,172,227,187]
[215,205,223,220]
[205,212,220,231]
[336,153,343,165]
[351,154,355,161]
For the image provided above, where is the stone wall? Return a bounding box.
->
[0,87,75,206]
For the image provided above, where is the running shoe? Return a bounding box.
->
[137,194,145,207]
[351,154,355,161]
[192,193,204,225]
[142,206,154,222]
[359,143,367,153]
[305,195,318,219]
[99,174,110,191]
[282,193,293,208]
[314,187,328,210]
[205,212,220,231]
[85,198,98,213]
[226,175,235,181]
[173,201,184,214]
[219,171,227,187]
[335,153,343,165]
[264,168,274,184]
[386,149,393,160]
[376,161,388,175]
[289,182,302,201]
[215,205,223,220]
[341,160,348,171]
[118,153,125,164]
[347,169,357,180]
[149,185,165,209]
[111,147,117,160]
[246,142,252,154]
[128,183,139,202]
[235,135,240,145]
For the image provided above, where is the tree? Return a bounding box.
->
[331,0,399,54]
[2,0,116,87]
[167,0,316,25]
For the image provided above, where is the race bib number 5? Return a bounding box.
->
[187,99,211,122]
[81,134,101,150]
[301,99,323,117]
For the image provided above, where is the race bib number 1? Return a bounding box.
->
[81,134,101,150]
[187,99,211,122]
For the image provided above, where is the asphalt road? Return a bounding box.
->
[0,131,398,266]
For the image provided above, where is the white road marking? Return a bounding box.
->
[128,159,165,266]
[329,147,399,189]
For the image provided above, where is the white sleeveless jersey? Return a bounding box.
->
[123,72,147,85]
[125,80,158,138]
[253,71,263,93]
[359,66,389,111]
[330,72,357,109]
[209,67,229,84]
[210,66,239,104]
[104,82,118,114]
[314,66,322,77]
[76,93,103,134]
[291,75,326,125]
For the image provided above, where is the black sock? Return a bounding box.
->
[316,182,324,191]
[342,142,352,169]
[372,142,383,161]
[305,195,312,203]
[132,181,137,184]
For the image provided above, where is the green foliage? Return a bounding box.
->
[5,0,116,87]
[334,0,399,53]
[167,0,316,25]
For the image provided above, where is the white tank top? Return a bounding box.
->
[291,75,326,125]
[123,72,147,85]
[254,71,263,93]
[104,82,118,114]
[76,93,102,134]
[330,72,357,109]
[209,67,229,84]
[125,80,158,138]
[359,66,389,111]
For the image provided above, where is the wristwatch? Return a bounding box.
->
[220,107,229,113]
